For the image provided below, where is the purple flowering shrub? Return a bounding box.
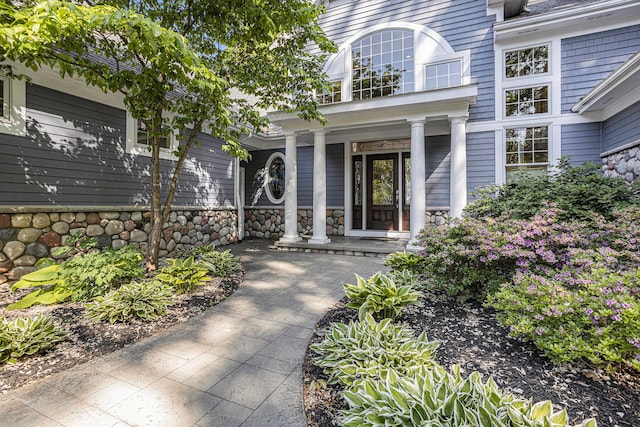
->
[418,205,640,370]
[487,268,640,371]
[417,206,640,301]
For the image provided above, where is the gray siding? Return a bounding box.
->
[316,0,496,122]
[561,123,602,165]
[0,84,234,206]
[244,144,345,207]
[425,135,451,207]
[603,101,640,154]
[466,131,495,200]
[561,25,640,113]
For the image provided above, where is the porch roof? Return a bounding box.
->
[268,84,477,136]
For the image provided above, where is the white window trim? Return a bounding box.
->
[424,57,464,91]
[125,112,177,160]
[501,123,553,183]
[0,76,26,137]
[264,151,286,204]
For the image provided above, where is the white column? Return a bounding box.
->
[450,116,468,219]
[408,120,426,248]
[309,129,331,244]
[280,132,301,243]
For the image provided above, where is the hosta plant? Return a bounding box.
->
[383,251,428,274]
[154,257,211,293]
[310,313,439,386]
[343,272,422,320]
[342,365,597,427]
[0,315,67,364]
[8,245,144,309]
[86,280,174,323]
[176,246,242,277]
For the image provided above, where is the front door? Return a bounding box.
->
[367,154,398,230]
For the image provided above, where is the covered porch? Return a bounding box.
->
[268,84,477,249]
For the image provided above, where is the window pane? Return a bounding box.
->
[0,80,5,117]
[372,159,394,205]
[505,126,549,168]
[505,45,549,78]
[404,157,411,206]
[267,156,285,201]
[505,86,549,117]
[352,29,413,100]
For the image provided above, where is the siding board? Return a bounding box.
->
[603,101,640,153]
[561,25,640,113]
[561,123,602,164]
[466,131,495,200]
[0,84,234,206]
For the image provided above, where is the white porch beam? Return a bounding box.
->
[408,120,426,248]
[450,116,468,219]
[309,129,331,244]
[280,132,301,243]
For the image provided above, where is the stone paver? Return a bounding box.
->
[0,240,385,426]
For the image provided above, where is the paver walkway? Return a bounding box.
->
[0,240,385,427]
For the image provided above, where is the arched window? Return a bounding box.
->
[352,29,414,100]
[265,152,285,204]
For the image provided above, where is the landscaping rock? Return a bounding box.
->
[17,228,43,244]
[11,214,32,228]
[0,214,11,228]
[7,266,37,280]
[32,213,51,228]
[86,224,104,237]
[130,229,147,242]
[14,255,36,266]
[99,212,120,220]
[0,228,18,243]
[104,220,125,235]
[51,221,70,234]
[85,212,101,225]
[26,242,50,258]
[60,212,76,223]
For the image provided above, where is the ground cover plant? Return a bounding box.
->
[0,315,67,364]
[308,270,599,427]
[86,280,174,323]
[0,242,244,391]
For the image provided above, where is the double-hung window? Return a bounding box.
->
[505,126,549,183]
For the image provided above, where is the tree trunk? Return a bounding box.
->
[146,112,164,272]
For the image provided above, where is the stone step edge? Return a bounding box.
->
[269,245,389,257]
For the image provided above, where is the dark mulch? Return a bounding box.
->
[304,292,640,427]
[0,270,243,394]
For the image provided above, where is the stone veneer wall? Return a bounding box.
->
[425,210,449,225]
[244,209,345,239]
[244,208,448,239]
[601,145,640,182]
[0,208,238,283]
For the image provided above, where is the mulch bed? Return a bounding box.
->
[0,270,243,394]
[303,291,640,427]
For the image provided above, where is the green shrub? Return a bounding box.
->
[383,251,427,274]
[342,365,596,427]
[86,280,174,323]
[9,246,144,309]
[177,245,242,277]
[52,231,98,258]
[417,207,640,301]
[155,257,211,293]
[310,313,439,387]
[465,159,639,222]
[343,272,422,320]
[0,315,67,364]
[487,267,640,372]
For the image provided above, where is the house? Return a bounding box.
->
[1,0,639,280]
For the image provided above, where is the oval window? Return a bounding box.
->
[265,153,285,204]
